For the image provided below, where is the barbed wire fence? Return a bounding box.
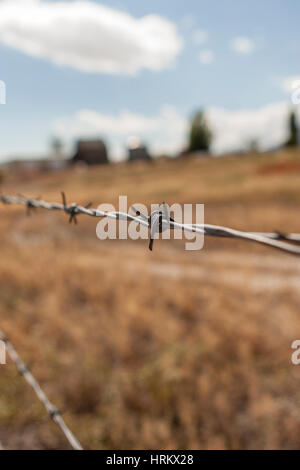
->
[1,192,300,450]
[0,329,83,450]
[1,192,300,254]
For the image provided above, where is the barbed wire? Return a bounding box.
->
[0,329,83,450]
[1,193,300,256]
[1,192,300,449]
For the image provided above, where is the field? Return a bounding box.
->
[1,149,300,449]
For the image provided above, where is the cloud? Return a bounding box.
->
[198,49,214,65]
[280,76,300,105]
[231,36,255,54]
[53,105,188,160]
[192,29,208,45]
[281,76,300,93]
[53,101,299,160]
[207,102,299,154]
[0,0,183,75]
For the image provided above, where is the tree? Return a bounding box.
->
[188,110,212,153]
[50,136,64,158]
[247,138,259,153]
[285,110,298,147]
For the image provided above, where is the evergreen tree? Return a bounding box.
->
[285,110,298,147]
[188,110,212,153]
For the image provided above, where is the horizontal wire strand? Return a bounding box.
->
[1,193,300,256]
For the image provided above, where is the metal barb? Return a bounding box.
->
[61,192,79,224]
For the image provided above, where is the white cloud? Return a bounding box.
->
[192,29,208,45]
[207,102,299,154]
[0,0,183,75]
[280,76,300,105]
[281,76,300,93]
[198,49,214,65]
[53,101,300,160]
[231,36,255,54]
[53,105,188,160]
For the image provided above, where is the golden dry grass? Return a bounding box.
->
[1,149,300,449]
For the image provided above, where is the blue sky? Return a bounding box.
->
[0,0,299,160]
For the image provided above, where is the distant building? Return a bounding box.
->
[72,139,109,165]
[127,137,151,162]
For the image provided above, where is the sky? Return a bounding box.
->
[0,0,299,161]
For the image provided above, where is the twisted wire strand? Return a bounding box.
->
[1,193,300,256]
[0,329,83,450]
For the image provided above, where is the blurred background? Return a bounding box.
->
[1,0,300,450]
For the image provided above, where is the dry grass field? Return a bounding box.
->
[1,149,300,449]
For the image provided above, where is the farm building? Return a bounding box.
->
[127,138,151,162]
[72,139,109,165]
